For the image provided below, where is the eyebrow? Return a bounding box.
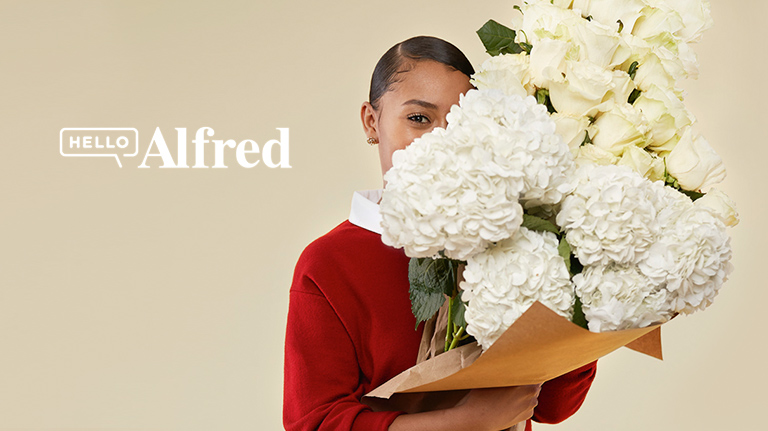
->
[402,99,438,110]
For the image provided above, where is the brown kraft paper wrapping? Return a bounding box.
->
[365,301,663,400]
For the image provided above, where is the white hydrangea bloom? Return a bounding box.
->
[635,182,689,282]
[574,264,674,332]
[639,203,733,314]
[649,180,693,229]
[461,227,574,350]
[381,89,572,260]
[556,164,661,266]
[380,126,524,260]
[445,89,576,210]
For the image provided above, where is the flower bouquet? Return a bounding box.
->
[365,0,737,408]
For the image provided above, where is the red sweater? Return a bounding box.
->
[284,220,597,430]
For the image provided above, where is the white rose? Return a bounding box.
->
[574,143,619,166]
[635,36,699,80]
[471,53,532,98]
[607,70,636,106]
[648,0,714,43]
[571,0,647,34]
[632,50,679,92]
[512,2,582,46]
[695,189,739,227]
[632,5,684,44]
[589,102,651,156]
[528,38,570,88]
[548,60,614,117]
[665,127,726,191]
[633,84,694,150]
[552,112,590,151]
[566,16,629,69]
[618,145,665,181]
[649,153,666,181]
[631,9,701,80]
[676,41,700,79]
[653,42,689,81]
[523,8,630,79]
[620,32,651,64]
[620,34,681,93]
[650,129,679,155]
[550,0,575,8]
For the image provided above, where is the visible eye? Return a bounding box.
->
[407,114,430,124]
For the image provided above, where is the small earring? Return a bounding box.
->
[367,137,378,146]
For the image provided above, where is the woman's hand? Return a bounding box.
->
[388,384,542,431]
[455,384,542,430]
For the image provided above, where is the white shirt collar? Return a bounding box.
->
[349,189,383,235]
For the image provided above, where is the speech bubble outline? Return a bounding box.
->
[60,128,139,168]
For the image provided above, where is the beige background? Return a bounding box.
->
[1,0,765,430]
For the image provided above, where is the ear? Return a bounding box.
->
[360,101,379,142]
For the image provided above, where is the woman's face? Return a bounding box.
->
[361,60,474,185]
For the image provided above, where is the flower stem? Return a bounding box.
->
[449,326,465,351]
[445,295,454,352]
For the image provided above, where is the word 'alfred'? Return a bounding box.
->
[140,127,291,168]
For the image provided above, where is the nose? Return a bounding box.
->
[435,113,449,130]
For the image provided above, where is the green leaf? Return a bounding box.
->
[572,295,589,329]
[580,130,592,147]
[558,236,572,275]
[534,88,557,114]
[681,189,705,202]
[628,61,639,80]
[410,289,446,330]
[408,258,454,327]
[477,19,524,56]
[570,253,584,276]
[663,169,705,202]
[627,88,642,105]
[522,214,560,235]
[450,295,467,329]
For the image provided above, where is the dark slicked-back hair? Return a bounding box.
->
[368,36,474,110]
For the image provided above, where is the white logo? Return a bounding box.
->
[60,127,291,169]
[60,128,139,168]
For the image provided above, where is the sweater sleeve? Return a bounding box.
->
[531,360,597,425]
[283,273,404,431]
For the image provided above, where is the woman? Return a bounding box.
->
[283,36,597,431]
